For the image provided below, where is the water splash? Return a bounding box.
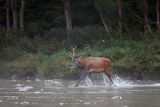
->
[85,76,94,87]
[113,75,160,88]
[36,76,160,89]
[113,75,133,87]
[69,74,160,88]
[15,86,33,91]
[111,96,122,100]
[102,73,110,86]
[151,83,160,86]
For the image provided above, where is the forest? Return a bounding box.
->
[0,0,160,80]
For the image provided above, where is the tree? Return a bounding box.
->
[10,0,18,30]
[95,0,112,45]
[61,0,72,31]
[20,0,25,31]
[118,0,129,34]
[143,0,153,36]
[6,0,10,31]
[118,0,123,33]
[143,0,148,35]
[157,0,160,31]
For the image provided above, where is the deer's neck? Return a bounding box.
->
[77,59,86,69]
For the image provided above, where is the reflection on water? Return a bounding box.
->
[0,77,160,107]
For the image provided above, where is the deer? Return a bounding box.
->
[69,46,113,87]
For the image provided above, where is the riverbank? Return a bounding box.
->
[0,42,160,80]
[0,29,160,80]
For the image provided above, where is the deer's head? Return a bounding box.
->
[69,46,89,69]
[69,46,80,69]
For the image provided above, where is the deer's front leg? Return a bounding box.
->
[75,72,87,87]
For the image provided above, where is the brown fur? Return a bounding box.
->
[78,57,111,73]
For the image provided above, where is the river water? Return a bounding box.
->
[0,77,160,107]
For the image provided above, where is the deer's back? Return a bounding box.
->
[81,57,111,72]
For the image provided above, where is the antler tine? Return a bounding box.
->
[69,45,77,58]
[72,45,77,57]
[68,51,73,59]
[81,46,90,56]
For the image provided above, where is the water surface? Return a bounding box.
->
[0,77,160,107]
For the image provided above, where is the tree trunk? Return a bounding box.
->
[143,0,149,35]
[157,0,160,31]
[61,0,72,31]
[6,0,10,31]
[118,0,123,33]
[95,1,112,46]
[20,0,25,31]
[11,0,18,30]
[117,0,129,34]
[99,10,112,43]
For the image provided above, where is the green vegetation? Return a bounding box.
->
[0,28,160,79]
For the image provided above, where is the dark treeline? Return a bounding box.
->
[0,0,160,79]
[0,0,99,32]
[0,0,159,37]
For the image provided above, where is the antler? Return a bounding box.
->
[80,46,90,56]
[69,45,77,58]
[69,45,89,58]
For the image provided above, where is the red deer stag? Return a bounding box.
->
[69,46,113,87]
